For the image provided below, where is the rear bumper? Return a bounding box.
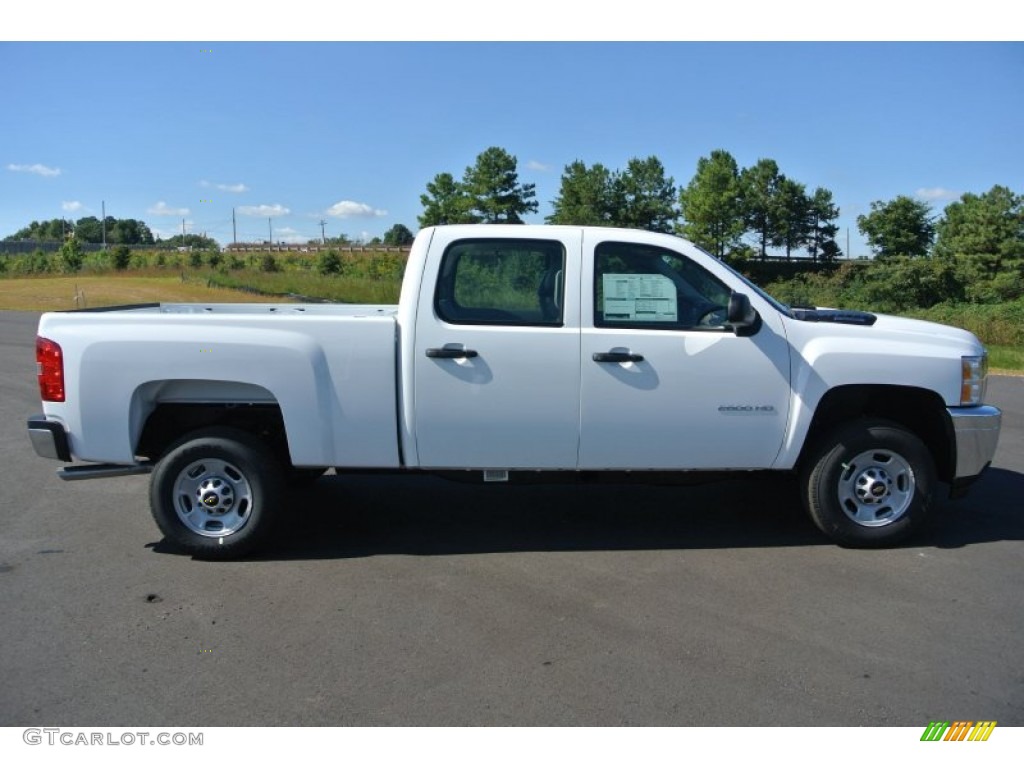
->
[27,415,72,462]
[946,405,1001,492]
[28,415,152,480]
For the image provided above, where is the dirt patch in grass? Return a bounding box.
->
[0,276,292,311]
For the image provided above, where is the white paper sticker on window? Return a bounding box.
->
[602,274,677,322]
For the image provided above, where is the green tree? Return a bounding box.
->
[461,146,538,224]
[418,172,474,227]
[934,185,1023,273]
[317,250,342,275]
[112,245,132,270]
[160,233,220,250]
[857,196,935,260]
[807,187,841,262]
[382,223,415,246]
[739,158,783,260]
[111,218,155,245]
[613,156,677,232]
[57,237,84,273]
[73,216,103,243]
[547,160,616,226]
[5,218,71,241]
[772,177,812,260]
[678,150,744,259]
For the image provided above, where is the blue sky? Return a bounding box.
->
[2,41,1021,254]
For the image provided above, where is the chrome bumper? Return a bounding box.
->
[27,415,72,462]
[947,405,1001,480]
[28,415,151,481]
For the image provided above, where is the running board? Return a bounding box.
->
[58,463,153,481]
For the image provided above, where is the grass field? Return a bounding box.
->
[0,275,294,311]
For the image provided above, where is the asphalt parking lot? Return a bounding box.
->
[1,310,1022,726]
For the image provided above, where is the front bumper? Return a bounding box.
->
[946,405,1001,488]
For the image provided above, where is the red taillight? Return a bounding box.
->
[36,337,65,402]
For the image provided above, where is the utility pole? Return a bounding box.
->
[182,218,186,245]
[846,227,850,260]
[268,218,272,246]
[320,219,327,244]
[101,201,107,249]
[232,208,237,245]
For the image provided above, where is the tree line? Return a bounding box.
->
[5,216,157,246]
[417,147,1021,277]
[418,147,843,262]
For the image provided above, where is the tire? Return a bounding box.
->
[801,419,936,548]
[149,427,285,559]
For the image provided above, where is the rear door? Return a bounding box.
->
[412,228,582,469]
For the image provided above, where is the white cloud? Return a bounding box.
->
[62,201,84,213]
[237,204,290,217]
[325,200,387,218]
[148,201,191,216]
[526,160,551,172]
[201,180,249,193]
[915,187,959,202]
[276,230,308,244]
[7,163,61,177]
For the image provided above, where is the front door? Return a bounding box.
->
[578,235,792,470]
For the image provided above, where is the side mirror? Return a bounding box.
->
[727,292,759,336]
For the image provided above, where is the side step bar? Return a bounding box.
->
[58,463,153,481]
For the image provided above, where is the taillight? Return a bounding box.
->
[36,337,65,402]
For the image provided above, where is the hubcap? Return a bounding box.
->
[837,449,916,527]
[173,459,253,537]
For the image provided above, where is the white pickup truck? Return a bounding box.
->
[28,225,1001,557]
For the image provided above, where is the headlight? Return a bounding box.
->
[961,354,988,406]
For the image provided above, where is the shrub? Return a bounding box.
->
[317,250,342,276]
[112,245,132,271]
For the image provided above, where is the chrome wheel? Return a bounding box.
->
[837,449,916,527]
[173,458,254,537]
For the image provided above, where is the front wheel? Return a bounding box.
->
[802,420,937,548]
[150,427,285,559]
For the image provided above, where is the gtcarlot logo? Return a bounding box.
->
[23,729,203,746]
[920,721,996,742]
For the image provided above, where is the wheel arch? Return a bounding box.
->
[131,380,292,466]
[796,385,955,484]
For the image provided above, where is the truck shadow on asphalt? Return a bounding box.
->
[154,466,1024,560]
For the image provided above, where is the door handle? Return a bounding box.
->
[426,347,478,359]
[592,351,644,363]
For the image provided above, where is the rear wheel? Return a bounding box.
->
[150,427,285,559]
[802,420,936,547]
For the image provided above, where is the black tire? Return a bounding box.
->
[801,419,936,548]
[149,427,285,559]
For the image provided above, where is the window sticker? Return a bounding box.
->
[602,273,678,322]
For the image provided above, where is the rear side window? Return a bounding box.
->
[435,239,566,326]
[594,241,732,330]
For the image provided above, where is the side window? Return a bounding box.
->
[594,241,732,330]
[435,239,566,326]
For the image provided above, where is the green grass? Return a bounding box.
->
[199,270,401,304]
[987,345,1024,375]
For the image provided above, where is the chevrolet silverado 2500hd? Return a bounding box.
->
[27,225,1002,557]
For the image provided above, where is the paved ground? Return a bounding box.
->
[1,310,1022,726]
